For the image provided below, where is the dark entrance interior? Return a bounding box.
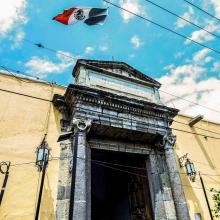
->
[91,149,153,220]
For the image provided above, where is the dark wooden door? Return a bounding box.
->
[128,164,153,220]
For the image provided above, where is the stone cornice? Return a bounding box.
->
[65,84,179,121]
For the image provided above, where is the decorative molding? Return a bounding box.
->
[72,118,92,133]
[156,133,176,150]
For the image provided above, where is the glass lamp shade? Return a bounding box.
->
[185,162,192,176]
[190,162,196,174]
[185,159,196,182]
[36,146,49,170]
[185,159,196,175]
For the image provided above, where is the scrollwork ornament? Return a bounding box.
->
[72,118,92,132]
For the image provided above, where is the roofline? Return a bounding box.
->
[0,71,67,89]
[72,59,161,87]
[176,113,220,126]
[1,71,220,126]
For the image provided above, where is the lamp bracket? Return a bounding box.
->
[179,153,188,167]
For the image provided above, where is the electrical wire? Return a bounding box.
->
[1,45,220,137]
[75,106,220,140]
[172,127,220,140]
[173,120,220,137]
[2,62,220,123]
[40,84,54,141]
[103,0,220,55]
[23,39,79,61]
[10,161,36,167]
[182,0,220,23]
[0,88,51,102]
[205,175,220,185]
[77,156,205,190]
[142,0,220,39]
[0,65,46,85]
[0,77,220,140]
[159,90,220,115]
[6,39,220,118]
[51,155,220,177]
[4,155,220,179]
[0,65,66,88]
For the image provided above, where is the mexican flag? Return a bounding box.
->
[53,7,108,25]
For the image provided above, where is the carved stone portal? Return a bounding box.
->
[53,59,190,220]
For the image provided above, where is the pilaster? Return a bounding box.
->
[70,119,92,220]
[162,133,191,220]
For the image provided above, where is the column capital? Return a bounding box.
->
[72,118,92,133]
[157,133,176,150]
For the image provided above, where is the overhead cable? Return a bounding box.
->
[182,0,220,23]
[2,40,220,119]
[173,120,220,137]
[103,0,220,55]
[160,90,220,115]
[18,39,220,116]
[0,88,51,102]
[0,65,46,85]
[4,156,220,178]
[142,0,220,39]
[1,65,220,137]
[23,39,78,61]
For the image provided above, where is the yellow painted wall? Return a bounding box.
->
[0,73,65,219]
[172,115,220,220]
[0,72,220,220]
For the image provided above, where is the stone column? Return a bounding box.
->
[162,134,191,220]
[70,119,92,220]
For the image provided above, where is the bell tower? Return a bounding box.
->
[53,59,190,220]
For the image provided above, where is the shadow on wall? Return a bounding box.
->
[175,143,206,220]
[52,105,62,133]
[39,173,55,220]
[191,127,215,170]
[181,173,206,220]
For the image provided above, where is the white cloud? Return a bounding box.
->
[174,51,184,59]
[128,53,135,59]
[25,51,76,78]
[163,64,175,71]
[0,0,28,36]
[119,0,147,23]
[211,61,220,72]
[85,46,94,54]
[99,45,108,52]
[158,49,220,123]
[192,48,211,63]
[10,30,25,49]
[210,0,220,17]
[176,6,197,28]
[185,20,220,44]
[131,35,142,48]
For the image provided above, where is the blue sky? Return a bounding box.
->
[1,0,220,122]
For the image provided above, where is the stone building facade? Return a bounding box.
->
[53,59,191,220]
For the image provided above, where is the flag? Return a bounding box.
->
[53,7,108,25]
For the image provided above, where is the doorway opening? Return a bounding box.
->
[91,149,153,220]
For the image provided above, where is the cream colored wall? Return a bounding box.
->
[0,73,65,219]
[1,72,220,220]
[173,115,220,220]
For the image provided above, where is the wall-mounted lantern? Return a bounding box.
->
[36,137,49,172]
[185,159,196,182]
[35,135,50,220]
[179,154,196,182]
